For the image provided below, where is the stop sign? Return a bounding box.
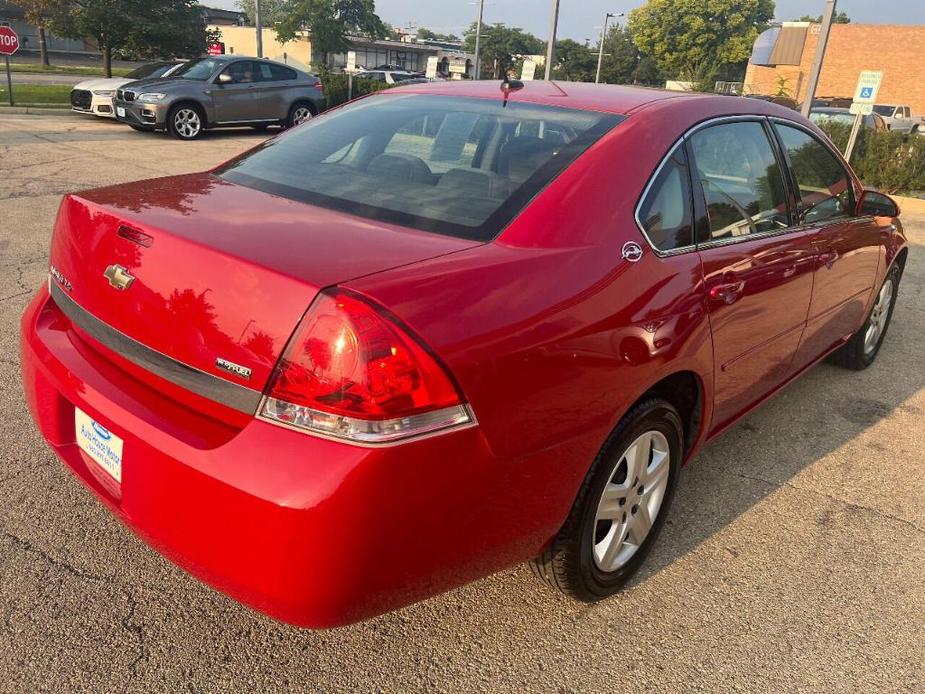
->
[0,26,19,56]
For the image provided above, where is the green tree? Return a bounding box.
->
[52,0,206,76]
[552,39,596,81]
[628,0,774,87]
[462,22,543,79]
[10,0,67,66]
[417,27,459,42]
[597,23,647,85]
[275,0,386,67]
[237,0,287,25]
[797,11,850,23]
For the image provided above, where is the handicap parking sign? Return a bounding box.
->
[860,87,873,99]
[853,71,883,104]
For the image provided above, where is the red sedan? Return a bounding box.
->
[21,81,906,628]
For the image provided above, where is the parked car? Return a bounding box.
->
[355,69,421,85]
[22,81,906,628]
[873,104,925,135]
[113,56,324,139]
[70,61,185,118]
[810,107,889,131]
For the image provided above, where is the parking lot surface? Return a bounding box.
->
[1,113,923,693]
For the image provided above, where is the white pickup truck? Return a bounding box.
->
[873,104,925,135]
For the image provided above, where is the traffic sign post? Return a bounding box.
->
[0,25,21,107]
[845,70,883,163]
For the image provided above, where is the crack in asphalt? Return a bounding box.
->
[732,471,925,536]
[2,532,149,676]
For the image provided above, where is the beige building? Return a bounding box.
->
[745,22,925,114]
[207,25,474,77]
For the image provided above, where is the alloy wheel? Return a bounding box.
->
[174,108,202,139]
[592,430,671,572]
[292,106,312,126]
[864,278,894,356]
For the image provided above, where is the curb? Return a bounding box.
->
[0,106,74,115]
[894,195,925,216]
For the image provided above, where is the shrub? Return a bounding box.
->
[319,72,393,110]
[816,121,925,195]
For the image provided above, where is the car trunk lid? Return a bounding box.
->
[48,173,479,413]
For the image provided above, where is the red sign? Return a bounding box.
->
[0,26,19,56]
[208,42,225,56]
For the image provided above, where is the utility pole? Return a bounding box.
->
[595,12,623,84]
[800,0,837,117]
[473,0,485,80]
[543,0,560,80]
[254,0,264,58]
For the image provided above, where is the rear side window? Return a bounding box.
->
[269,64,298,81]
[774,123,852,225]
[216,95,622,241]
[689,121,789,241]
[637,147,693,252]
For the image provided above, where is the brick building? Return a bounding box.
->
[745,22,925,115]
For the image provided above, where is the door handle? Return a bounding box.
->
[709,280,745,305]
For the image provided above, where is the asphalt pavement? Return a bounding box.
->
[0,112,923,693]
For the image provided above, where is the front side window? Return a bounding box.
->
[216,95,622,240]
[774,123,853,225]
[689,121,789,241]
[221,61,258,84]
[637,147,693,252]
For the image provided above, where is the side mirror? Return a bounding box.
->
[857,190,900,218]
[217,73,233,85]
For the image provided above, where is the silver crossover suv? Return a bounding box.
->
[114,56,325,140]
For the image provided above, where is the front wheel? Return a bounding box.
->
[829,264,901,370]
[168,104,204,140]
[530,399,683,600]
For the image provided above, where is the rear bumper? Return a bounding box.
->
[20,285,570,627]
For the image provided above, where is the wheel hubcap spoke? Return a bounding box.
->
[593,429,671,572]
[864,279,893,355]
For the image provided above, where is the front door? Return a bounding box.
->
[212,60,259,123]
[771,122,881,369]
[688,119,816,431]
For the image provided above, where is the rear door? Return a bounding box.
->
[212,60,259,123]
[771,121,880,370]
[250,62,291,120]
[689,119,817,431]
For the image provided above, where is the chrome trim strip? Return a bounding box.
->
[49,280,263,414]
[633,113,865,258]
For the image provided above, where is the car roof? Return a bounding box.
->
[385,79,732,116]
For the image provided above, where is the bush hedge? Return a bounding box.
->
[816,121,925,196]
[320,72,393,109]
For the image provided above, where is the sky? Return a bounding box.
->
[209,0,925,42]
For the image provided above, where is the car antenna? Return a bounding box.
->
[500,76,524,107]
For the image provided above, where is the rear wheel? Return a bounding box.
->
[828,264,900,370]
[530,399,682,600]
[168,104,204,140]
[287,102,315,128]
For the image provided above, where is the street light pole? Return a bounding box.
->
[473,0,485,80]
[254,0,264,59]
[543,0,560,80]
[800,0,837,117]
[595,13,614,84]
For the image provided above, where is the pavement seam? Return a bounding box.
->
[732,472,925,536]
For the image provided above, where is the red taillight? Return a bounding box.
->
[260,291,472,443]
[313,81,324,92]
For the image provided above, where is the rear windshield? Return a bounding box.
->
[216,94,622,240]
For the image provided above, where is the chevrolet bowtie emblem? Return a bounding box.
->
[103,264,135,290]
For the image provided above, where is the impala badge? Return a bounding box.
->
[103,264,135,290]
[622,241,644,263]
[215,358,252,380]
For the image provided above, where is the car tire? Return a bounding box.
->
[530,398,683,601]
[168,103,205,140]
[286,101,315,128]
[828,263,901,370]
